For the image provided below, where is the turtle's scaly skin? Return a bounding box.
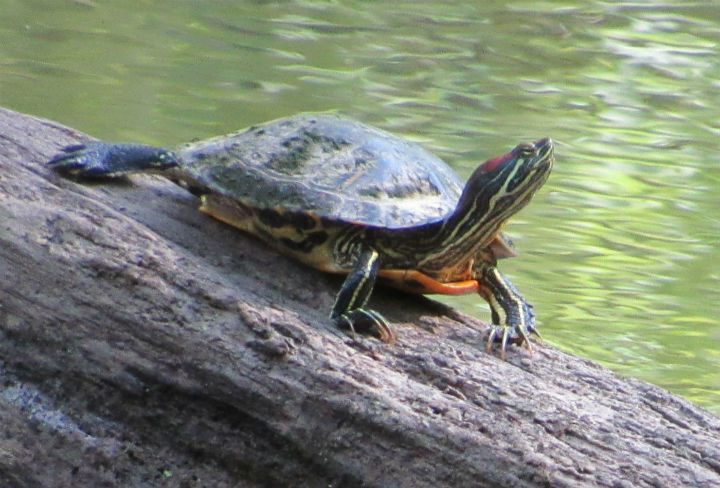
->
[48,113,554,357]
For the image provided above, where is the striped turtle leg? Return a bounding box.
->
[478,266,538,359]
[331,249,395,343]
[47,141,178,177]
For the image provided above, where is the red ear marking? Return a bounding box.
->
[481,152,512,172]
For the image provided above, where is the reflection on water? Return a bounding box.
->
[1,1,718,413]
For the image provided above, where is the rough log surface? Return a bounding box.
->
[1,106,719,488]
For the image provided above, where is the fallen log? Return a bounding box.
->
[1,106,719,488]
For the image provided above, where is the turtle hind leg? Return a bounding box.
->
[47,141,179,178]
[331,248,396,344]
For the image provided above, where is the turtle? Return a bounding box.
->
[47,113,554,357]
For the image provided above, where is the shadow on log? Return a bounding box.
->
[1,106,719,488]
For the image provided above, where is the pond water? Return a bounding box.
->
[2,1,718,414]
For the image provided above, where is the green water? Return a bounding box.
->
[2,1,718,414]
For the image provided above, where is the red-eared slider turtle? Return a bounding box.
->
[48,113,554,357]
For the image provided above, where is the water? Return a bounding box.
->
[1,0,718,414]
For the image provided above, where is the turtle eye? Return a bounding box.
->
[516,143,536,157]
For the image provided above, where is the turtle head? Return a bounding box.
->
[436,138,553,259]
[457,138,554,220]
[416,138,552,271]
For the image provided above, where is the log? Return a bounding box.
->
[1,106,719,488]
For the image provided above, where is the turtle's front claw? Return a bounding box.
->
[478,266,541,360]
[485,322,540,360]
[335,309,396,344]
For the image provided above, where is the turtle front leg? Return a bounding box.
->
[331,249,396,344]
[47,141,179,177]
[478,266,538,359]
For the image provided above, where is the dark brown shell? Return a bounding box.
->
[176,113,464,229]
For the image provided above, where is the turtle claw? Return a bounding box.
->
[530,328,543,341]
[336,309,396,344]
[485,323,539,360]
[500,328,511,361]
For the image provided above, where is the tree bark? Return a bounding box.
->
[1,106,719,488]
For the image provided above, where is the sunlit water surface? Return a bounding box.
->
[2,1,718,414]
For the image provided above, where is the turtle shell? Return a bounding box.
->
[177,113,464,229]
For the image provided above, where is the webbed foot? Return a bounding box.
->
[47,141,178,178]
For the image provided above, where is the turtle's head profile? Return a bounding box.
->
[457,138,554,222]
[430,138,554,260]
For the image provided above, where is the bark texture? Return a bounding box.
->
[1,106,719,488]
